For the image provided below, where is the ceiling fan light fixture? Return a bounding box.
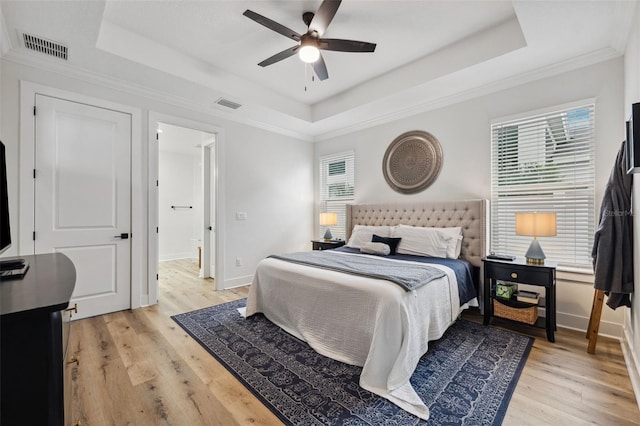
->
[299,44,320,63]
[244,0,376,80]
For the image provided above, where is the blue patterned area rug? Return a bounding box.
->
[172,299,533,425]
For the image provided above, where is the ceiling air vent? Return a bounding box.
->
[214,97,242,110]
[22,33,68,60]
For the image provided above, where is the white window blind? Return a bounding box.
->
[491,103,596,271]
[319,151,355,240]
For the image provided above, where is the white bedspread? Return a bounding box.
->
[246,251,468,420]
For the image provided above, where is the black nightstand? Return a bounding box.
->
[482,257,557,342]
[311,240,345,251]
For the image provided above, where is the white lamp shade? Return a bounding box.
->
[299,45,320,63]
[319,212,337,226]
[515,212,557,237]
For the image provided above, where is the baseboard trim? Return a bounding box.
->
[554,310,622,339]
[471,304,623,340]
[159,253,195,262]
[223,275,253,290]
[622,325,640,413]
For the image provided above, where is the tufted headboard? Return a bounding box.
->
[346,199,489,268]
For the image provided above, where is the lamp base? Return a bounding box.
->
[323,228,333,241]
[525,238,546,265]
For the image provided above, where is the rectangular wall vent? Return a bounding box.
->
[214,97,242,110]
[22,33,68,60]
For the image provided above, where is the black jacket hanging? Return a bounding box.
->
[592,140,634,309]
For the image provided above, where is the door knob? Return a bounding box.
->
[114,233,129,239]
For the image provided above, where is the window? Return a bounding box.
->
[491,102,595,271]
[319,151,355,240]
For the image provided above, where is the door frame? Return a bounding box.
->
[148,112,225,304]
[19,81,144,308]
[202,140,215,279]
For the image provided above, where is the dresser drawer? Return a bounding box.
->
[485,263,549,285]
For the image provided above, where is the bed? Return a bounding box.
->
[246,199,489,420]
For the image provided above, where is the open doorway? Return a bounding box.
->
[158,122,215,275]
[150,118,218,303]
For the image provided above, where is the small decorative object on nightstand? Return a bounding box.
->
[311,239,345,251]
[483,257,557,342]
[319,212,338,241]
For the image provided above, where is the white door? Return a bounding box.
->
[34,94,132,319]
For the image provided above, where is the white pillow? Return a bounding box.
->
[392,225,452,258]
[454,235,463,258]
[346,225,393,248]
[437,227,463,258]
[360,242,391,256]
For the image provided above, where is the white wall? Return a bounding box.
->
[624,1,640,408]
[223,123,315,287]
[158,150,201,261]
[0,58,314,293]
[315,58,625,336]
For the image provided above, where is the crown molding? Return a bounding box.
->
[610,0,637,53]
[2,43,622,145]
[1,51,314,142]
[312,47,622,142]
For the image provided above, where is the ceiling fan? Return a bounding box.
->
[243,0,376,81]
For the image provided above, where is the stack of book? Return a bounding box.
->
[514,290,540,304]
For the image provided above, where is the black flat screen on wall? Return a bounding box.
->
[0,141,11,255]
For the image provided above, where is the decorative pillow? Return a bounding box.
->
[346,225,393,248]
[392,224,452,258]
[437,227,463,258]
[360,242,391,256]
[371,234,401,255]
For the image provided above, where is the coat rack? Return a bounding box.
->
[586,289,605,354]
[588,138,634,355]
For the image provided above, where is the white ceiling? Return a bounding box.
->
[0,1,635,140]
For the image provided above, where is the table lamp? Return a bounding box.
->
[515,212,556,264]
[319,212,337,241]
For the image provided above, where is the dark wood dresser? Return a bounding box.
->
[1,253,76,426]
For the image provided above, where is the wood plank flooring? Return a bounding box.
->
[68,259,640,425]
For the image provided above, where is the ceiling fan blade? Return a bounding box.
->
[243,10,301,42]
[319,38,376,53]
[258,45,299,67]
[312,53,329,81]
[309,0,342,36]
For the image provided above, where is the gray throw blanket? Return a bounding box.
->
[592,140,634,309]
[269,251,446,292]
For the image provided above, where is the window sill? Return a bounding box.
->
[556,267,594,284]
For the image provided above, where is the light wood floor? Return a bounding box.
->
[68,259,640,425]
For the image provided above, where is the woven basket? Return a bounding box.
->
[494,299,538,325]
